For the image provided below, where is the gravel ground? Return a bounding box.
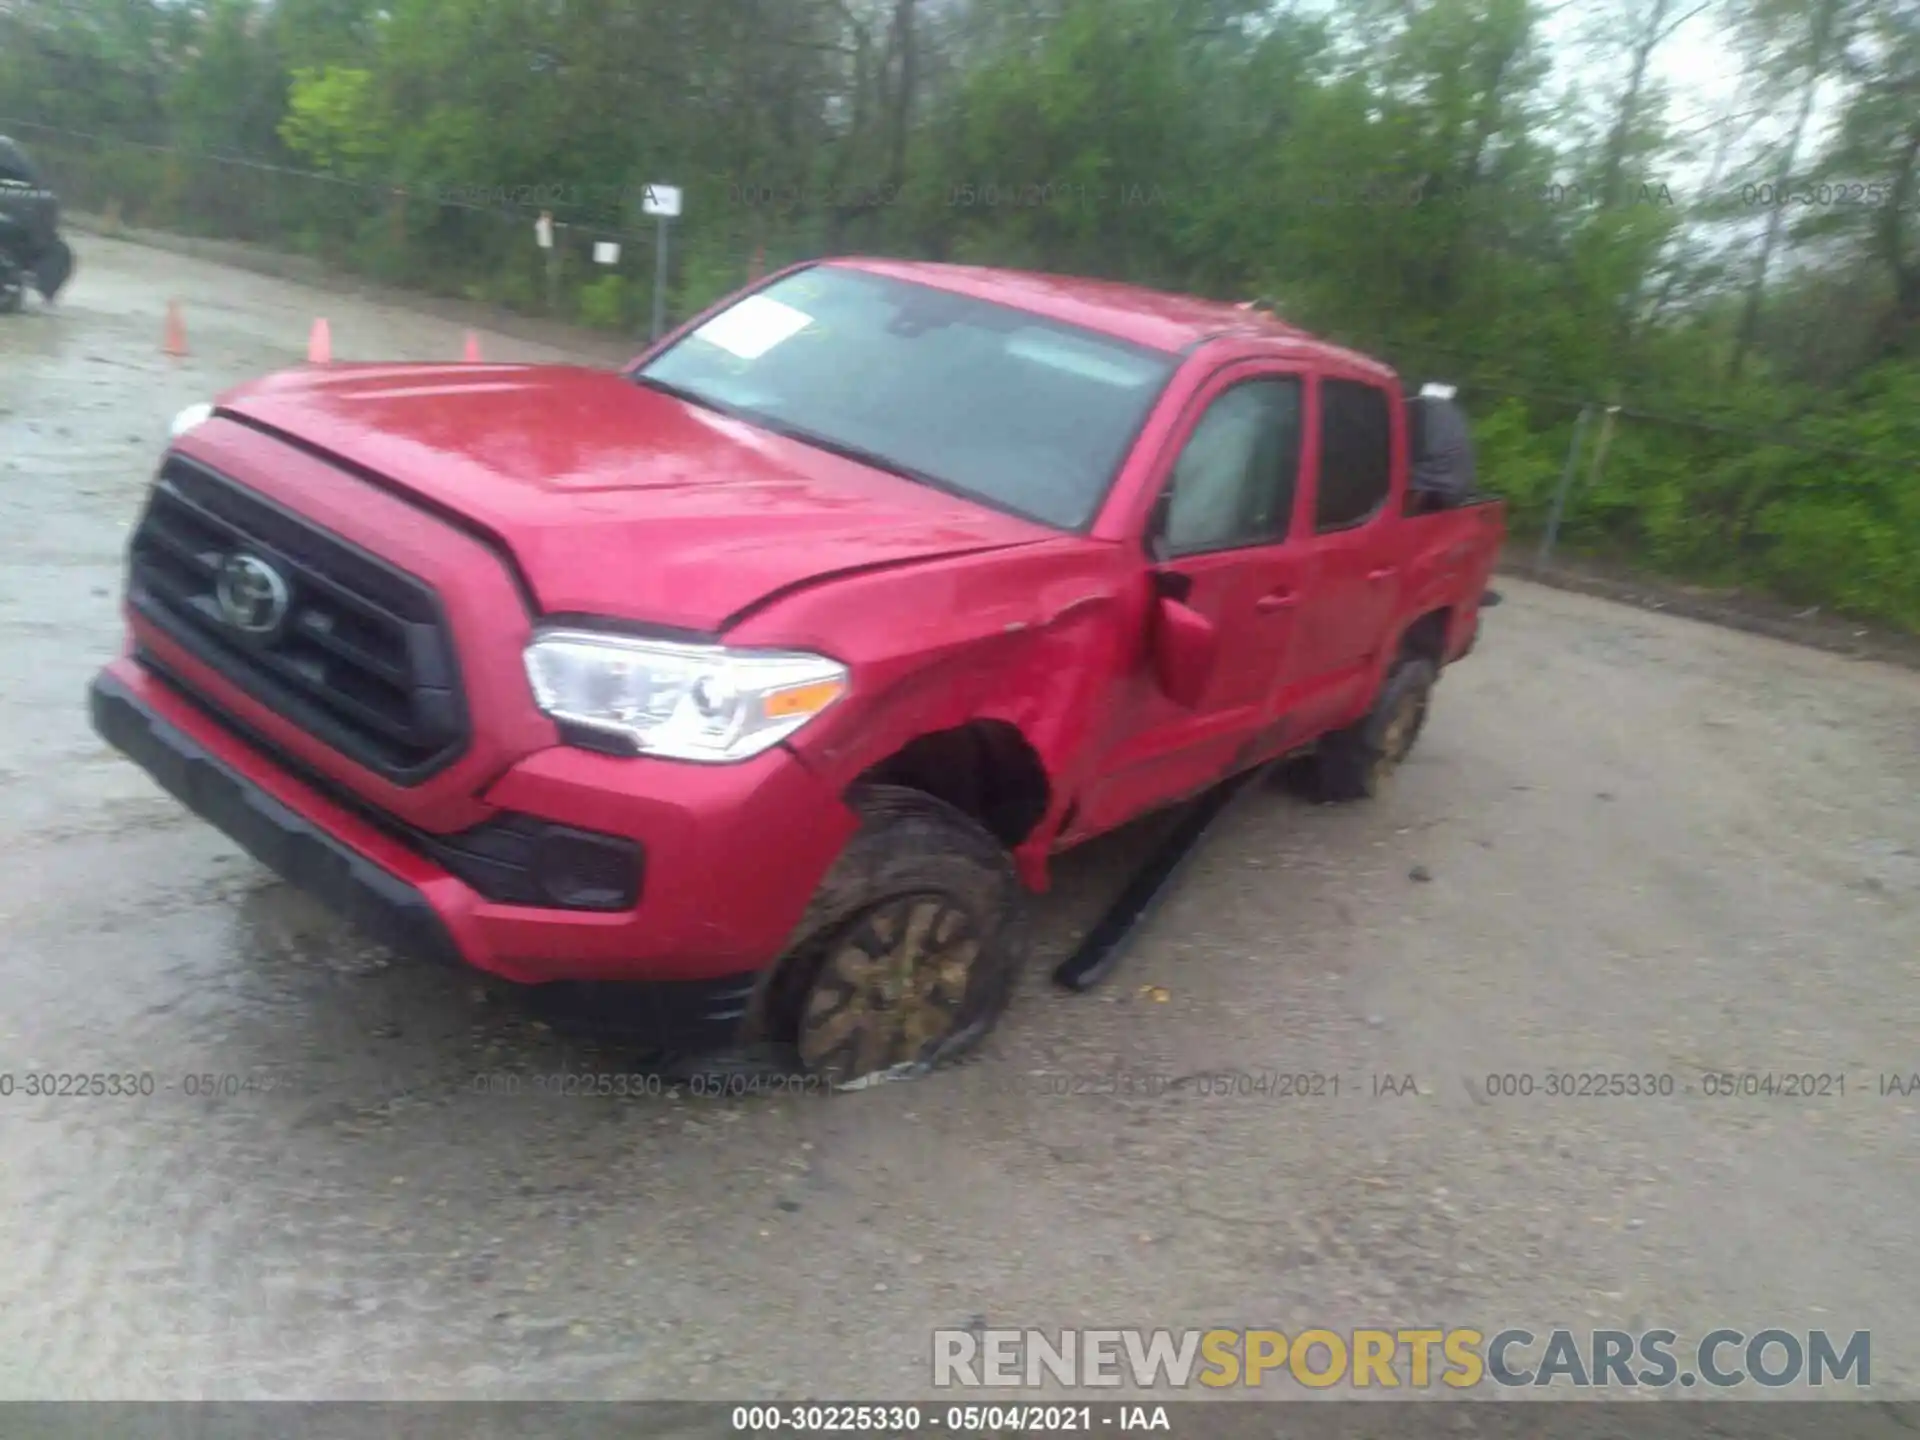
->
[1,236,1916,1403]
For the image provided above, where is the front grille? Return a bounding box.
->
[127,454,468,784]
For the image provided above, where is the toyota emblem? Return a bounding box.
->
[214,552,291,636]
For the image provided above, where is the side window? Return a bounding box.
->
[1315,379,1393,532]
[1159,378,1302,556]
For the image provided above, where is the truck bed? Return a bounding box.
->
[1401,496,1505,654]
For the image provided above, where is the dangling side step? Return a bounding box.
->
[1052,763,1274,993]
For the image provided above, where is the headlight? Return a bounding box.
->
[169,402,214,438]
[523,629,848,763]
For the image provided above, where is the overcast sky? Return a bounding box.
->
[1646,7,1750,165]
[1546,2,1844,197]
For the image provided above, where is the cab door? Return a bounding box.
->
[1270,372,1404,736]
[1070,365,1309,841]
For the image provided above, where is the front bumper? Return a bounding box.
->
[89,658,859,1047]
[91,667,466,969]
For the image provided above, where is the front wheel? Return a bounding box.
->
[1311,655,1436,802]
[773,786,1029,1089]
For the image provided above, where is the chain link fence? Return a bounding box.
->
[5,119,777,335]
[1327,321,1917,618]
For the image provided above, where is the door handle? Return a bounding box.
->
[1255,589,1296,613]
[1367,566,1398,582]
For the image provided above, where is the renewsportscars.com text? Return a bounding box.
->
[932,1327,1871,1390]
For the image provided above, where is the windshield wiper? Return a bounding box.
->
[634,374,965,500]
[631,373,743,419]
[746,417,960,495]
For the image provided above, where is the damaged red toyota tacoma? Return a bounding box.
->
[88,259,1504,1086]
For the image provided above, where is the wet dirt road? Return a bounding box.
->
[2,236,1917,1401]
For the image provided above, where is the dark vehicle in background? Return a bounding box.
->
[0,135,75,312]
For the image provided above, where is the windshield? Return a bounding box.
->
[633,265,1177,530]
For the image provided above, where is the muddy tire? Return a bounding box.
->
[33,237,73,302]
[1311,656,1436,802]
[772,785,1028,1089]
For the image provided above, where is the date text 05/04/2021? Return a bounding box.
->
[6,1070,1916,1102]
[730,1405,1172,1434]
[461,1070,1412,1100]
[0,1071,360,1099]
[1477,1071,1920,1098]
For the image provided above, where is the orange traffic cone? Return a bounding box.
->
[462,331,482,362]
[307,318,331,364]
[161,300,188,358]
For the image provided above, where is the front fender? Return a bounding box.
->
[727,541,1135,886]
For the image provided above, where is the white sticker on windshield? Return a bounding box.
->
[692,294,813,360]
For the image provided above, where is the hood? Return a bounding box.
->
[214,363,1054,632]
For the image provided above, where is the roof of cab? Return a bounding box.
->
[829,256,1317,356]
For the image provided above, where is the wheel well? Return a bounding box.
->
[849,721,1052,849]
[1400,608,1451,664]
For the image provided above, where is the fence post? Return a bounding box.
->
[536,211,558,314]
[1537,404,1593,567]
[1585,404,1621,492]
[650,212,671,341]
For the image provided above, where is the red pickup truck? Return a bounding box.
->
[89,258,1503,1087]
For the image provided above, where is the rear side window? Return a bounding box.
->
[1315,379,1393,531]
